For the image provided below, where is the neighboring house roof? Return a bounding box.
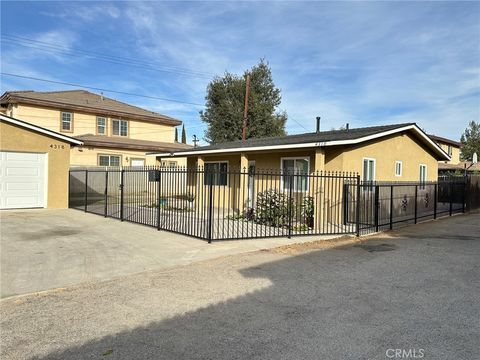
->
[428,134,462,148]
[0,90,182,126]
[439,161,480,172]
[76,134,192,152]
[151,123,450,161]
[0,113,84,145]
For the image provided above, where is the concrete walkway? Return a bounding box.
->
[0,209,341,298]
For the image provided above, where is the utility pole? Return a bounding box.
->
[192,134,199,147]
[241,74,250,141]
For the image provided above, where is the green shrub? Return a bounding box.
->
[255,189,291,227]
[301,196,314,228]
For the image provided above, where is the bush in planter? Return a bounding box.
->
[301,196,314,228]
[255,189,292,227]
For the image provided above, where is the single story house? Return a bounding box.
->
[152,123,449,183]
[148,123,449,230]
[0,114,83,209]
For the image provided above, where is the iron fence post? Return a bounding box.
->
[104,171,108,217]
[207,170,214,243]
[389,185,393,230]
[462,177,466,213]
[449,181,453,216]
[120,169,125,221]
[157,168,161,230]
[433,183,437,219]
[374,184,379,232]
[288,172,294,239]
[356,175,361,237]
[84,170,88,212]
[414,185,418,224]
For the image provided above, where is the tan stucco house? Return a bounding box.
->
[0,90,191,167]
[0,114,83,209]
[153,123,449,183]
[428,134,461,165]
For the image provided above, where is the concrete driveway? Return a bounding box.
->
[1,212,478,360]
[0,209,339,298]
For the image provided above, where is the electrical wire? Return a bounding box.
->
[0,72,205,106]
[1,34,215,79]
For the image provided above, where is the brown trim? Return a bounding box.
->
[97,153,122,167]
[96,116,107,136]
[80,139,189,152]
[59,111,74,133]
[2,95,181,126]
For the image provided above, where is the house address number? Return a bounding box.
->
[49,144,66,149]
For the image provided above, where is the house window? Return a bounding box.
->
[447,145,452,156]
[112,119,128,136]
[98,155,121,167]
[61,112,72,131]
[204,162,228,186]
[281,158,309,192]
[419,164,427,189]
[395,161,403,177]
[169,161,178,168]
[97,117,106,135]
[362,158,376,183]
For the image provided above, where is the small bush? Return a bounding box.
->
[255,189,291,227]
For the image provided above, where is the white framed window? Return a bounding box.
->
[204,161,228,186]
[112,119,128,136]
[97,117,107,135]
[98,155,121,167]
[395,161,403,177]
[60,111,73,132]
[419,164,427,188]
[281,157,310,192]
[169,161,178,168]
[362,158,376,183]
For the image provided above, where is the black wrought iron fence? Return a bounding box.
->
[69,167,359,242]
[345,179,467,235]
[69,167,469,241]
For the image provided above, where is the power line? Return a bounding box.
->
[1,34,215,79]
[0,72,205,106]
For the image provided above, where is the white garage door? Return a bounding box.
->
[0,151,47,209]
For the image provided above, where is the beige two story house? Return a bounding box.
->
[0,90,190,167]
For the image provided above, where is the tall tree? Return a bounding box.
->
[181,124,187,144]
[460,121,480,160]
[200,59,287,144]
[174,127,178,142]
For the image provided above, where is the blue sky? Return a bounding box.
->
[1,1,479,145]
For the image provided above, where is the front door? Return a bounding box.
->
[247,161,255,209]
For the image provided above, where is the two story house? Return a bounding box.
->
[0,90,191,167]
[428,134,461,165]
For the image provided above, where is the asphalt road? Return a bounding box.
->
[1,213,479,360]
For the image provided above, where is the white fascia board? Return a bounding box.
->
[148,124,450,161]
[0,114,84,145]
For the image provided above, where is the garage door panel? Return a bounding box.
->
[0,151,46,209]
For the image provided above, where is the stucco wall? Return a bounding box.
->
[11,103,175,142]
[436,142,461,164]
[325,132,439,181]
[70,146,159,167]
[0,121,71,208]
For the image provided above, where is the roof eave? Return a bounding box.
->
[148,124,451,161]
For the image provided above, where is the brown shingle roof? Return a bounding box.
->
[0,90,182,126]
[428,134,461,148]
[75,134,192,152]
